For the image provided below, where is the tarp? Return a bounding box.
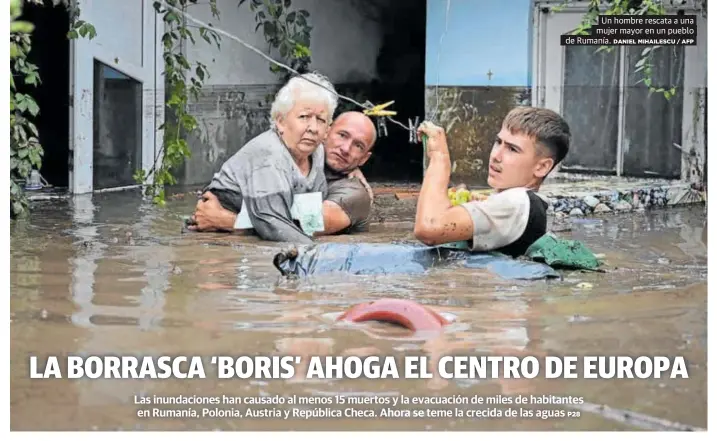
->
[273,243,560,280]
[525,233,603,271]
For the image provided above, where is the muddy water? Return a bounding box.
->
[10,191,707,431]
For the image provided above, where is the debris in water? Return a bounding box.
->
[576,282,593,290]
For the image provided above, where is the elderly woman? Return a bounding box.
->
[190,72,338,244]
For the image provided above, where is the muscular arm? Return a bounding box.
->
[413,152,474,245]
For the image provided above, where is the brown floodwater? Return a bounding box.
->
[10,191,707,431]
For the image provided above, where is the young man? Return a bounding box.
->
[414,106,571,258]
[189,111,377,237]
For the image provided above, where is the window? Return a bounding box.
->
[534,7,698,180]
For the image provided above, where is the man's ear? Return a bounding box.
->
[534,156,555,179]
[358,151,373,167]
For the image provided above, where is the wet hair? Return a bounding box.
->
[502,106,571,168]
[270,72,339,129]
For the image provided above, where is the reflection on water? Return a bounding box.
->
[10,190,707,430]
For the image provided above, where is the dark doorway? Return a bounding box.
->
[92,61,143,190]
[15,0,71,190]
[338,1,427,184]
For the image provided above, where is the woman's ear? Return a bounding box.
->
[274,115,287,135]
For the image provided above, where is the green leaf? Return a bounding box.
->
[264,21,276,37]
[10,21,35,34]
[27,98,40,116]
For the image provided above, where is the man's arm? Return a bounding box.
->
[316,176,373,236]
[188,191,240,232]
[414,123,474,245]
[317,201,352,235]
[190,191,353,236]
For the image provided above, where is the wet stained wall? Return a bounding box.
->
[424,0,533,187]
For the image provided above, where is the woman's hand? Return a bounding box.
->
[348,168,374,205]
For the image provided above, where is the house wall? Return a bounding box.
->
[532,0,707,184]
[176,0,384,187]
[425,0,532,187]
[425,0,707,187]
[70,0,163,194]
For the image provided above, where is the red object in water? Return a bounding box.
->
[337,298,448,332]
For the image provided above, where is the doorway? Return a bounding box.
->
[15,1,71,190]
[92,61,143,190]
[352,1,428,183]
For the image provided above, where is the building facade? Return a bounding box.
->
[425,0,707,187]
[57,0,706,195]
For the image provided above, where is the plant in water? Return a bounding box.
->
[238,0,313,81]
[10,0,96,218]
[552,0,688,100]
[134,0,222,206]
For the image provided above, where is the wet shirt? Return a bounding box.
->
[205,129,328,244]
[460,187,549,258]
[325,168,372,233]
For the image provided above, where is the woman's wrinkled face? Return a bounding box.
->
[275,101,330,158]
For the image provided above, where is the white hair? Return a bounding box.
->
[270,72,339,128]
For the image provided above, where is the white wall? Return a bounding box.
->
[183,0,383,86]
[71,0,164,194]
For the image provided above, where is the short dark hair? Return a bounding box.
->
[502,106,571,166]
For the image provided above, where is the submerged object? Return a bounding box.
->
[337,298,448,332]
[273,242,560,280]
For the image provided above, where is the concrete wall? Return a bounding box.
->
[177,0,384,186]
[425,0,707,187]
[70,0,163,194]
[425,0,532,187]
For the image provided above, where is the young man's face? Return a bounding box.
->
[487,126,554,190]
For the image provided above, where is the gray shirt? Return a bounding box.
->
[325,168,371,233]
[205,129,328,244]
